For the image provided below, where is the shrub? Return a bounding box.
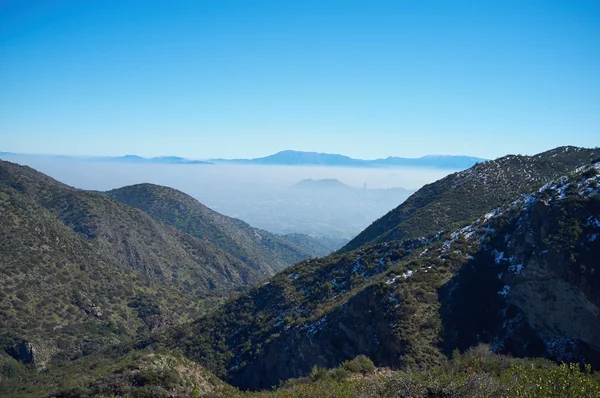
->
[310,365,328,381]
[341,355,376,374]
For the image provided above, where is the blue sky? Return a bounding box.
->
[1,0,598,159]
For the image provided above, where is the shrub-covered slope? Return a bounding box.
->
[343,146,600,252]
[278,233,347,257]
[150,161,600,390]
[1,349,235,398]
[0,160,273,367]
[106,184,323,276]
[11,345,600,397]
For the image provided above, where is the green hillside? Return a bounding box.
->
[106,183,324,275]
[343,146,600,252]
[0,160,271,369]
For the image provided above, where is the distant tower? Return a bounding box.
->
[363,182,367,190]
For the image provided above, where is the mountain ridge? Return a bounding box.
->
[0,152,211,164]
[212,149,486,169]
[106,183,326,274]
[1,150,484,169]
[90,155,211,164]
[342,146,600,252]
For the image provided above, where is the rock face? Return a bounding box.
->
[230,286,403,390]
[6,341,35,364]
[505,192,600,358]
[75,292,104,318]
[6,340,57,369]
[441,166,600,365]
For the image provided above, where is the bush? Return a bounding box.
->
[310,365,328,381]
[331,367,349,381]
[341,355,376,374]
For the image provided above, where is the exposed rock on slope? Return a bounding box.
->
[440,164,600,362]
[343,146,600,252]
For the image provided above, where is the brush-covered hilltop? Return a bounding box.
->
[105,183,325,274]
[343,146,600,251]
[2,146,600,397]
[0,160,326,373]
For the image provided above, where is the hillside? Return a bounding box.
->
[279,233,348,257]
[146,159,600,390]
[343,146,600,252]
[106,183,321,274]
[2,349,236,398]
[0,160,280,369]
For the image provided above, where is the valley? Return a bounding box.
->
[0,153,445,239]
[1,146,600,397]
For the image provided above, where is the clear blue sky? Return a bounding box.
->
[1,0,598,159]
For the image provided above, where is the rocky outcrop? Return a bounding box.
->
[229,285,404,390]
[441,167,600,365]
[6,339,57,369]
[75,292,105,318]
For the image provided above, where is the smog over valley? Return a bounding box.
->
[1,1,599,397]
[0,152,463,239]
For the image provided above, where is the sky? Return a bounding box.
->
[0,0,598,160]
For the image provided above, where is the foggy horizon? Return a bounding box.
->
[0,153,455,239]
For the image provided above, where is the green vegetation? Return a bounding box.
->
[106,183,325,275]
[228,346,600,398]
[1,349,236,398]
[0,160,266,366]
[2,149,600,397]
[343,146,600,251]
[21,347,600,398]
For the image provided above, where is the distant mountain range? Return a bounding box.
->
[212,150,486,169]
[1,150,486,169]
[0,152,211,165]
[90,155,211,164]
